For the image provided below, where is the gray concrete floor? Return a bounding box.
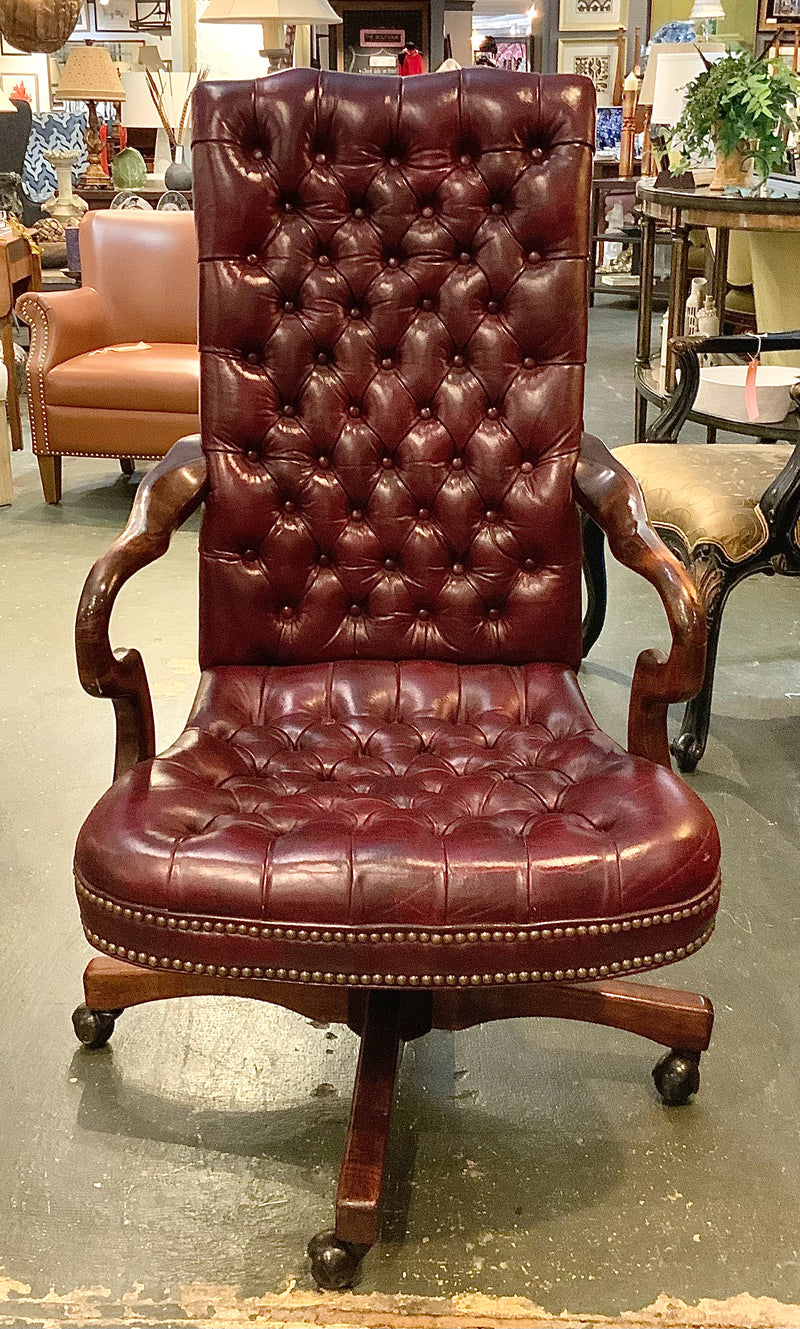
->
[0,303,798,1321]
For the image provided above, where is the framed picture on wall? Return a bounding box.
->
[495,39,529,70]
[557,38,619,106]
[72,2,90,31]
[758,0,800,28]
[559,0,628,30]
[92,0,136,33]
[1,71,40,111]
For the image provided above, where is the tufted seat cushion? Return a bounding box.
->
[615,443,792,562]
[75,661,720,989]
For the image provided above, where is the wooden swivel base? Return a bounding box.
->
[74,956,714,1289]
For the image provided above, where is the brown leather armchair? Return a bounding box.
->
[69,70,720,1289]
[17,210,199,504]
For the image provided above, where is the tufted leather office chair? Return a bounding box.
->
[70,70,720,1289]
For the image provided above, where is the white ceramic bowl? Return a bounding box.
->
[694,364,800,424]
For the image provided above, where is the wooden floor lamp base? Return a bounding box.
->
[74,955,714,1289]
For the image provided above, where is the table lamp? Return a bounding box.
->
[200,0,342,68]
[55,44,126,186]
[689,0,725,40]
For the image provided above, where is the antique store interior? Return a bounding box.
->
[0,0,798,1325]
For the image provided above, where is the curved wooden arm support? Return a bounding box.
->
[75,436,209,780]
[574,433,706,768]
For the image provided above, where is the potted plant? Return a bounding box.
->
[669,46,800,190]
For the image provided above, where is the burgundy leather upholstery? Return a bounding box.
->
[74,70,720,989]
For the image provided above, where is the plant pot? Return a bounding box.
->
[164,146,192,193]
[709,142,755,192]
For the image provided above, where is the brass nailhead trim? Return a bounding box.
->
[82,921,716,986]
[75,875,720,943]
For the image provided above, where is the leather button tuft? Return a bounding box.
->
[283,499,296,513]
[420,297,432,311]
[383,557,396,570]
[418,507,430,520]
[252,148,264,161]
[350,306,362,319]
[485,509,497,522]
[520,461,533,474]
[381,456,393,469]
[318,254,330,266]
[451,456,463,470]
[283,301,295,313]
[486,300,499,314]
[528,251,540,264]
[318,553,330,567]
[452,562,464,575]
[243,548,258,562]
[523,356,534,368]
[523,557,535,570]
[246,253,258,265]
[280,605,294,621]
[380,356,393,369]
[353,206,365,219]
[389,156,400,167]
[245,449,259,462]
[282,404,294,417]
[530,147,543,161]
[348,404,360,418]
[487,406,499,419]
[459,251,470,264]
[245,351,260,364]
[315,152,326,165]
[459,154,471,166]
[452,354,464,368]
[351,508,363,521]
[283,200,293,212]
[421,206,434,218]
[417,608,430,620]
[317,455,330,470]
[487,607,501,620]
[387,256,399,269]
[420,406,432,419]
[491,202,503,215]
[316,351,328,364]
[349,604,362,617]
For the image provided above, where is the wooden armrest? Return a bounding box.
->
[574,433,706,768]
[75,436,209,780]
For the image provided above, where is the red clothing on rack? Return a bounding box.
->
[399,49,424,75]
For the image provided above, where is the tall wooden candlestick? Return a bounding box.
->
[619,70,638,178]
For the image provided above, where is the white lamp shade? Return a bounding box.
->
[200,0,342,24]
[689,0,726,17]
[0,90,19,113]
[120,71,197,129]
[649,47,726,125]
[638,41,724,109]
[55,44,126,102]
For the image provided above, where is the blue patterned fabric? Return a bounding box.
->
[596,107,623,154]
[22,108,89,204]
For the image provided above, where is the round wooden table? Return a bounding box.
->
[634,177,800,441]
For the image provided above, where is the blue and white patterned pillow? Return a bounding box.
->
[596,107,623,154]
[22,108,89,204]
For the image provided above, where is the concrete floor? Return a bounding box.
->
[0,303,798,1325]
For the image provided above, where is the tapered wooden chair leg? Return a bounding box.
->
[308,990,405,1289]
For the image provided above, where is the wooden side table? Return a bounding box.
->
[635,179,800,441]
[1,231,42,454]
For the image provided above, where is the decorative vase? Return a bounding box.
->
[111,146,148,192]
[164,145,192,192]
[42,150,87,223]
[709,141,756,191]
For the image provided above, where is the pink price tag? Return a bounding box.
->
[744,355,760,422]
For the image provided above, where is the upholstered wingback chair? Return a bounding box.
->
[70,70,720,1289]
[18,210,199,503]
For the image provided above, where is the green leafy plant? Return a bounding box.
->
[668,46,800,179]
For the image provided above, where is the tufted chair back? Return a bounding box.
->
[192,69,594,671]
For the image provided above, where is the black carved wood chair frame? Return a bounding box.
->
[582,331,800,772]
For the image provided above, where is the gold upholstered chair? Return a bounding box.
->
[585,331,800,772]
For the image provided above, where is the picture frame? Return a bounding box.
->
[758,0,800,29]
[91,0,136,33]
[559,0,629,31]
[1,71,40,111]
[557,38,619,106]
[73,2,90,31]
[495,39,529,71]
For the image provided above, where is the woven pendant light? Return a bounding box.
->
[0,0,83,54]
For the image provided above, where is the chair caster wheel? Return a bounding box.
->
[307,1230,366,1290]
[652,1048,701,1105]
[72,1003,122,1050]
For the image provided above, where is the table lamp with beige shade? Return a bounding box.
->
[200,0,342,70]
[54,44,126,186]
